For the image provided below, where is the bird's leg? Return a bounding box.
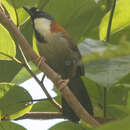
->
[57,79,69,91]
[36,56,46,68]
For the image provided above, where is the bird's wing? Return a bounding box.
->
[51,22,85,76]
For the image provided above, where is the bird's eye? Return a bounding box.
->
[36,9,39,12]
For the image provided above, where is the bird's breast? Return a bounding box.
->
[37,33,75,78]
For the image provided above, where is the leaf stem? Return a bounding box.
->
[106,0,117,42]
[14,8,19,27]
[104,0,117,118]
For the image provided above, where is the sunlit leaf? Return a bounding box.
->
[0,25,16,60]
[2,0,17,24]
[100,0,130,40]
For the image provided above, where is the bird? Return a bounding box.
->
[23,6,93,122]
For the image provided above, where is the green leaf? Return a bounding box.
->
[85,56,130,87]
[0,121,26,130]
[0,25,16,60]
[82,77,104,117]
[79,39,130,63]
[12,62,39,84]
[0,61,22,82]
[4,0,42,9]
[2,0,17,24]
[108,105,130,115]
[0,83,32,120]
[16,8,29,25]
[44,0,105,42]
[49,121,86,130]
[31,100,59,112]
[100,0,130,40]
[105,86,127,118]
[79,40,130,87]
[95,116,130,130]
[82,77,128,118]
[3,0,48,25]
[82,76,128,118]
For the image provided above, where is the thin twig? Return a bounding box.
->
[18,45,63,112]
[15,112,64,120]
[1,98,48,107]
[24,64,63,111]
[0,51,62,111]
[41,73,45,83]
[16,112,118,123]
[0,52,22,64]
[104,0,117,117]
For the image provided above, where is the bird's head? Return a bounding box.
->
[23,6,55,22]
[23,6,70,42]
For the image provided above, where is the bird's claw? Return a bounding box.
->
[57,79,69,91]
[36,56,46,68]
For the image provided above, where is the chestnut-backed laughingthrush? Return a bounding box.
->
[23,7,93,122]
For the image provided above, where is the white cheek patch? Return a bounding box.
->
[34,18,51,36]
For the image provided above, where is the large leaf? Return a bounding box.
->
[79,39,130,87]
[0,121,26,130]
[12,62,39,84]
[95,116,130,130]
[100,0,130,40]
[0,83,32,120]
[49,121,88,130]
[0,25,16,60]
[44,0,105,42]
[3,0,44,9]
[2,0,48,25]
[2,0,17,24]
[85,57,130,87]
[0,61,21,82]
[82,77,127,118]
[31,100,59,112]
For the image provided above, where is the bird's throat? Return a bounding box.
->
[34,18,51,36]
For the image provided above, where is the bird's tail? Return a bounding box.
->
[62,75,93,122]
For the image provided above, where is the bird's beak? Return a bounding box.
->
[23,6,32,16]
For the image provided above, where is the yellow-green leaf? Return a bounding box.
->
[100,0,130,40]
[0,25,16,60]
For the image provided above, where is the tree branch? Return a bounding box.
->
[15,112,64,120]
[0,10,100,126]
[16,112,118,124]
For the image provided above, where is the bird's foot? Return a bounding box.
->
[36,56,46,68]
[57,79,69,91]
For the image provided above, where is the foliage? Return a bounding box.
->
[0,0,130,129]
